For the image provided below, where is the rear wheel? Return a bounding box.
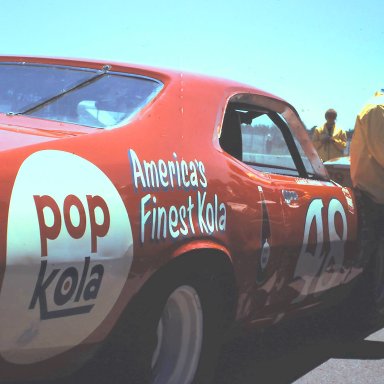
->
[98,255,235,384]
[151,285,203,384]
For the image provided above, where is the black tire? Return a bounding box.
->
[371,240,384,317]
[98,253,235,384]
[355,240,384,325]
[342,190,384,330]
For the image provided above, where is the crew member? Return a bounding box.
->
[312,108,347,162]
[350,90,384,270]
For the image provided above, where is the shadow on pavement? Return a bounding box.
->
[214,310,384,384]
[4,308,384,384]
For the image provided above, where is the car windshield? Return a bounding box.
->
[0,62,163,129]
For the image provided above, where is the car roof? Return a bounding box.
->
[0,55,285,103]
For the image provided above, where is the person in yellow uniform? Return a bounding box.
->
[351,90,384,202]
[350,89,384,258]
[312,109,347,162]
[350,90,384,313]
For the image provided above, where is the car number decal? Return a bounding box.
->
[0,150,133,364]
[292,198,347,303]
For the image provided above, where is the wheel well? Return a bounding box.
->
[94,248,238,382]
[127,249,237,328]
[95,249,237,382]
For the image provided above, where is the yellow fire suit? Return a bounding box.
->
[312,124,347,162]
[350,91,384,204]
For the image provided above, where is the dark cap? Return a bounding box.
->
[325,108,337,118]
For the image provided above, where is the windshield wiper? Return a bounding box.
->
[10,64,111,116]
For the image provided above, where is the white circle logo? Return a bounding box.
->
[0,150,133,364]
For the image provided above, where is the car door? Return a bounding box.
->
[227,95,356,316]
[270,173,353,305]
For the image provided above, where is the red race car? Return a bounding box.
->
[0,56,379,384]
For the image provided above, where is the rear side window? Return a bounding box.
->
[242,113,297,170]
[220,104,316,178]
[0,63,163,129]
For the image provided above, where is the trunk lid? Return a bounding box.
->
[0,114,97,152]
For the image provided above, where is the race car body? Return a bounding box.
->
[0,57,363,383]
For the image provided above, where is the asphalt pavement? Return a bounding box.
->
[214,309,384,384]
[3,307,384,383]
[293,327,384,384]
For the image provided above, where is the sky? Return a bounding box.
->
[0,0,382,131]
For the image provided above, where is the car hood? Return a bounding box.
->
[0,115,95,152]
